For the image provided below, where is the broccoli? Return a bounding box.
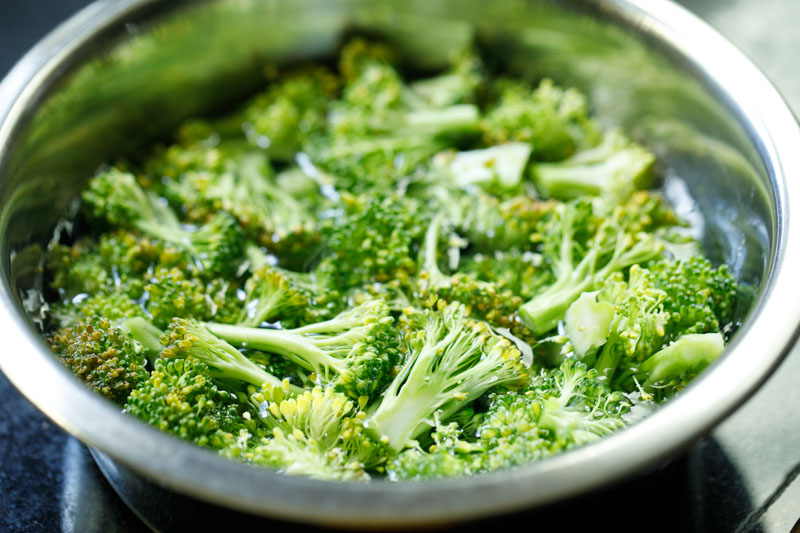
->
[237,262,310,327]
[82,169,245,276]
[518,200,664,336]
[475,359,630,471]
[242,66,339,161]
[366,302,527,453]
[388,413,483,480]
[649,257,739,342]
[235,383,381,480]
[531,130,656,200]
[206,300,401,401]
[564,260,735,397]
[160,318,304,394]
[184,150,320,264]
[50,290,145,329]
[482,78,601,161]
[142,267,237,329]
[418,214,522,332]
[634,332,725,398]
[588,266,672,382]
[309,39,481,192]
[48,317,148,404]
[461,250,549,300]
[124,356,256,448]
[39,39,746,483]
[409,47,486,108]
[317,194,428,291]
[47,239,111,298]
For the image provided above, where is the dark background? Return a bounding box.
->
[1,1,799,531]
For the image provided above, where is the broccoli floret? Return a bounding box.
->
[589,266,671,382]
[237,263,310,327]
[206,300,401,401]
[482,78,601,161]
[531,130,656,200]
[458,192,555,252]
[242,66,339,161]
[338,37,397,84]
[461,250,549,300]
[409,47,486,108]
[519,200,664,336]
[388,413,483,480]
[47,239,110,297]
[366,302,527,453]
[142,267,237,329]
[82,169,245,276]
[97,230,189,277]
[476,359,629,471]
[50,290,145,329]
[190,150,321,264]
[309,39,481,192]
[161,318,304,393]
[124,356,255,448]
[440,142,532,191]
[234,383,381,480]
[649,256,738,342]
[310,105,480,193]
[418,214,522,332]
[565,260,734,396]
[48,317,148,404]
[318,194,428,291]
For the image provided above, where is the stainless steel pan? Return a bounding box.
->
[1,0,799,528]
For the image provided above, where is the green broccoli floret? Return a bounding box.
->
[242,66,339,161]
[461,250,549,300]
[309,39,480,191]
[438,142,532,191]
[190,150,321,264]
[531,130,656,200]
[48,317,148,404]
[50,290,145,329]
[144,121,245,188]
[338,37,398,84]
[82,169,245,276]
[142,267,237,329]
[237,263,310,327]
[366,302,527,453]
[206,300,401,401]
[649,256,738,342]
[318,194,428,291]
[588,266,672,382]
[482,78,601,161]
[243,245,341,325]
[124,356,255,448]
[409,47,486,108]
[519,200,664,336]
[388,413,483,480]
[231,383,381,480]
[476,359,630,472]
[160,318,304,393]
[47,239,110,297]
[418,214,522,332]
[96,230,189,278]
[458,192,555,252]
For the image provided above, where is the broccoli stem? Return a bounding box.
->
[637,332,724,389]
[120,317,164,356]
[205,323,344,378]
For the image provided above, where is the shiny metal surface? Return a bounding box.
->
[1,0,800,527]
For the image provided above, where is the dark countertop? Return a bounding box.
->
[1,1,799,531]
